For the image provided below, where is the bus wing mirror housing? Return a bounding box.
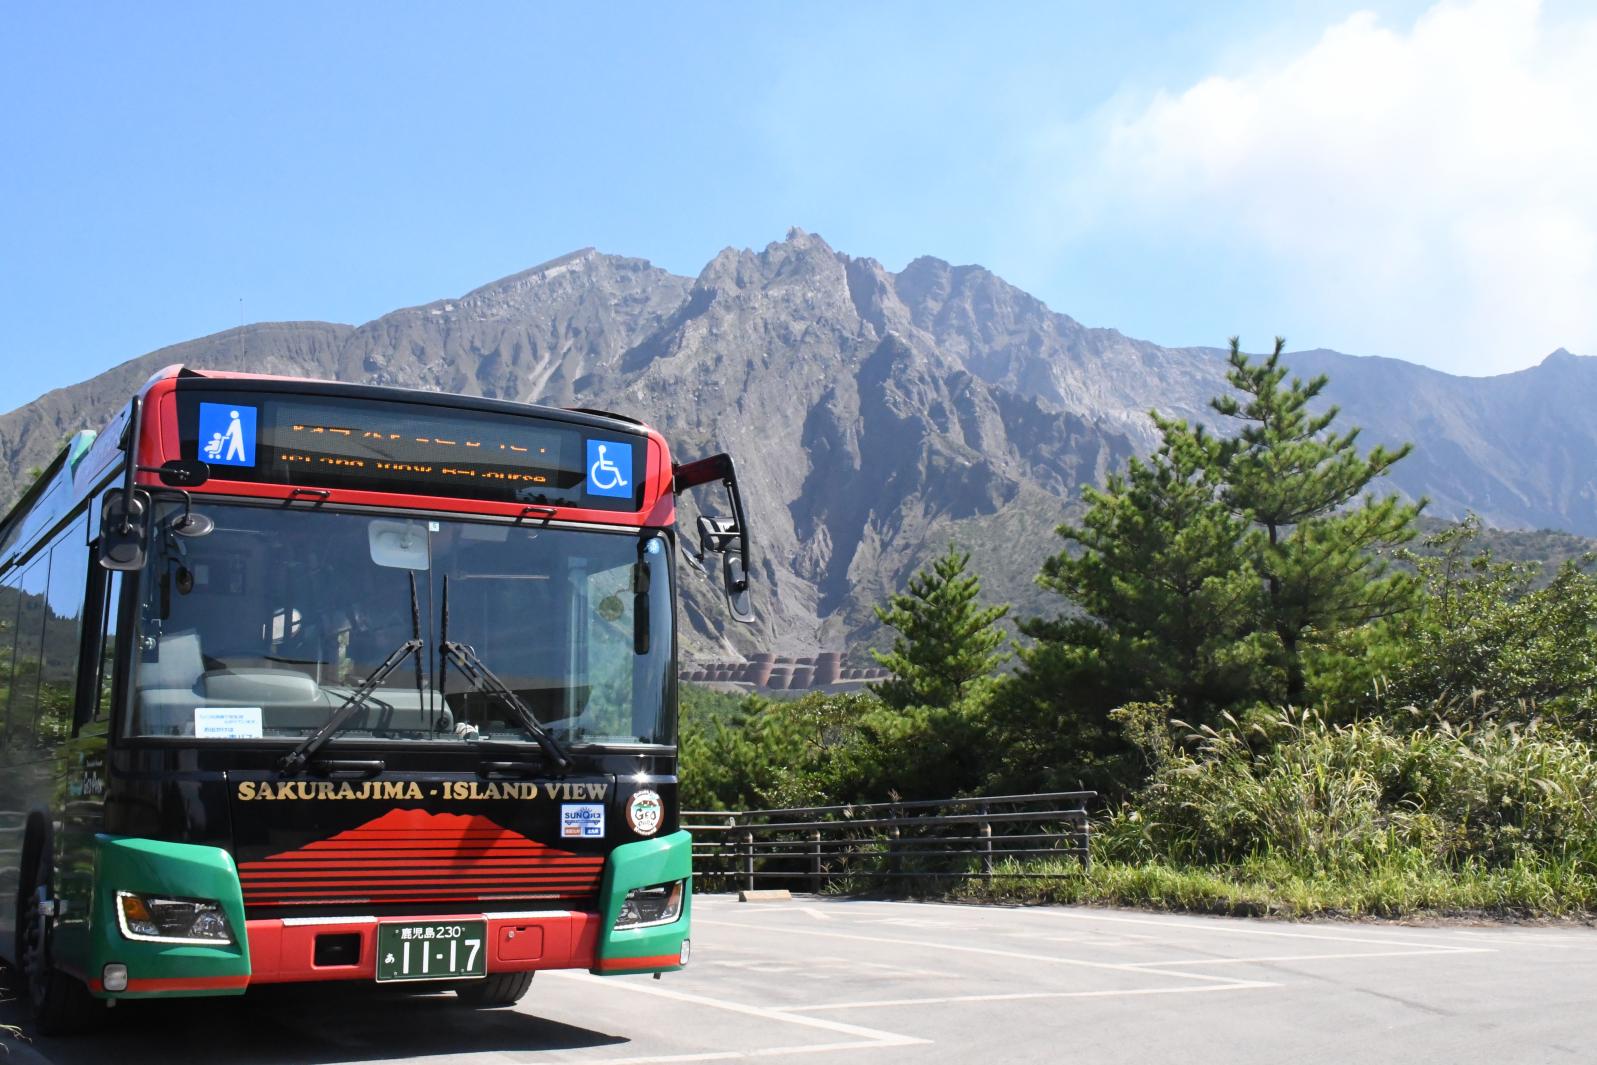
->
[156,458,210,488]
[674,453,755,625]
[697,516,739,555]
[98,489,151,571]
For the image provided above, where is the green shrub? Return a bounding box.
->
[1098,708,1597,875]
[1379,517,1597,728]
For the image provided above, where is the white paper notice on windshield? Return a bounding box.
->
[194,707,264,738]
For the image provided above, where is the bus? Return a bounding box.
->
[0,366,753,1033]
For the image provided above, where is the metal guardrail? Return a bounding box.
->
[683,791,1095,893]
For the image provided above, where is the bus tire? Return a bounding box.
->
[16,829,108,1037]
[453,971,533,1007]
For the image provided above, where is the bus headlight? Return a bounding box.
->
[116,891,234,945]
[613,881,685,929]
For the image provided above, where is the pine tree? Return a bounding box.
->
[871,545,1009,710]
[1213,337,1423,702]
[1028,415,1266,723]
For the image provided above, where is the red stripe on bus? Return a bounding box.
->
[89,974,250,993]
[243,857,602,869]
[597,955,681,972]
[247,894,590,906]
[239,862,602,876]
[245,874,600,894]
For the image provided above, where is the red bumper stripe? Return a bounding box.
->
[88,975,251,993]
[597,954,681,972]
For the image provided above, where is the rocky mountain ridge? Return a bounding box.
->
[4,230,1593,656]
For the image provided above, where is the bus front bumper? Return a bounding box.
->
[245,910,608,984]
[80,831,692,998]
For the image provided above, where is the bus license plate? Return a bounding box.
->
[375,921,488,983]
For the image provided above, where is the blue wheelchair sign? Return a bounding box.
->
[585,440,632,498]
[198,403,258,468]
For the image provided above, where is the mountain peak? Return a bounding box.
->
[772,227,837,257]
[8,231,1597,660]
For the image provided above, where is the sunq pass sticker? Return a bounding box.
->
[561,803,605,839]
[627,790,664,836]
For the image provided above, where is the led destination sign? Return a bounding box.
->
[177,391,643,510]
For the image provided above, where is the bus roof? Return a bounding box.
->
[1,367,678,559]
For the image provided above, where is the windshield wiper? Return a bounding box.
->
[278,637,423,775]
[440,640,571,772]
[279,573,428,775]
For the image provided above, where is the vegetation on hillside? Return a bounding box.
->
[681,339,1597,918]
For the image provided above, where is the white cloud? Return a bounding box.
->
[1055,0,1597,375]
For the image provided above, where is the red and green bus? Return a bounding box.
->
[0,366,752,1032]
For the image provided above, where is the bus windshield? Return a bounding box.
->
[128,502,674,747]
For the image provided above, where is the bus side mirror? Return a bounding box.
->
[98,489,151,571]
[675,453,756,626]
[155,458,210,488]
[722,551,754,624]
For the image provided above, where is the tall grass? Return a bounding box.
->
[963,709,1597,917]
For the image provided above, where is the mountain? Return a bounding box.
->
[4,231,1594,657]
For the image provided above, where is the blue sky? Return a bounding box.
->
[4,1,1594,410]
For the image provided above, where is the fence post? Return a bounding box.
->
[810,828,823,892]
[979,801,993,883]
[1081,807,1092,874]
[742,817,756,893]
[886,803,902,891]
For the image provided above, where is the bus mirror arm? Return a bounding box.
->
[117,395,141,535]
[98,396,151,572]
[674,453,755,624]
[134,477,217,537]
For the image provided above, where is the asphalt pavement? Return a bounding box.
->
[3,895,1595,1064]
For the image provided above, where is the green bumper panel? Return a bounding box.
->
[593,830,693,975]
[88,835,250,999]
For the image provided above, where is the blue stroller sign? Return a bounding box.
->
[198,403,258,467]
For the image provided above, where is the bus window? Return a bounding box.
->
[126,503,674,747]
[8,556,48,748]
[583,559,636,721]
[574,533,672,744]
[38,519,88,745]
[94,572,124,723]
[0,569,20,747]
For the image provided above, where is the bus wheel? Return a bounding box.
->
[16,838,107,1036]
[453,971,534,1008]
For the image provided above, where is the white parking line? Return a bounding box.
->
[544,971,930,1063]
[1446,929,1597,947]
[1026,908,1494,952]
[707,898,1501,952]
[1122,947,1495,967]
[566,1041,916,1065]
[565,1041,916,1065]
[694,918,1260,986]
[787,980,1279,1013]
